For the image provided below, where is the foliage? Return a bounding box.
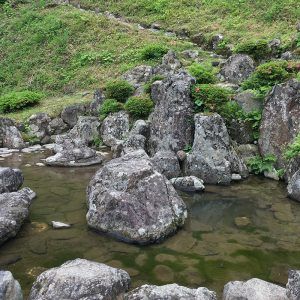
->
[104,80,134,103]
[246,154,277,175]
[0,90,43,113]
[144,75,165,94]
[243,110,262,140]
[284,133,300,160]
[140,44,168,60]
[124,96,154,118]
[183,144,192,153]
[99,99,123,119]
[92,136,103,148]
[219,101,244,121]
[234,39,270,60]
[188,63,216,84]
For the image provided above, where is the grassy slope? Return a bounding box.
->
[74,0,300,44]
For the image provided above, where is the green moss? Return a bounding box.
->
[124,96,154,118]
[234,39,270,60]
[104,80,134,103]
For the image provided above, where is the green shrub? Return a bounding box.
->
[234,39,270,60]
[188,63,216,84]
[124,96,154,118]
[140,44,168,60]
[191,84,230,113]
[104,80,134,102]
[0,90,43,113]
[219,101,244,121]
[144,75,165,94]
[243,110,262,140]
[284,133,300,160]
[99,99,123,119]
[246,154,277,175]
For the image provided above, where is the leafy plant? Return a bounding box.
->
[234,39,270,60]
[140,44,168,60]
[183,144,192,153]
[104,80,134,103]
[284,133,300,160]
[99,99,123,120]
[124,96,154,118]
[188,63,216,84]
[246,154,277,175]
[92,136,103,148]
[243,110,262,140]
[0,90,43,113]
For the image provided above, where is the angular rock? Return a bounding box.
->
[0,187,36,245]
[0,167,23,194]
[123,65,154,88]
[0,271,23,300]
[287,170,300,201]
[101,111,129,148]
[223,278,287,300]
[29,259,130,300]
[286,269,300,300]
[234,90,263,113]
[228,119,254,144]
[185,113,248,185]
[219,54,255,84]
[45,135,103,167]
[148,70,195,154]
[210,33,224,50]
[236,144,259,164]
[0,118,24,149]
[90,89,105,116]
[28,113,52,144]
[49,117,69,135]
[125,284,217,300]
[130,120,150,137]
[154,50,182,77]
[259,80,300,169]
[170,176,205,192]
[87,150,187,244]
[151,151,181,179]
[181,50,199,59]
[61,103,87,128]
[123,134,146,154]
[69,116,101,145]
[191,33,206,46]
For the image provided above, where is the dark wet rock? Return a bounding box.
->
[61,103,88,128]
[28,113,52,144]
[170,176,205,192]
[148,70,195,155]
[49,117,69,135]
[0,167,23,194]
[190,33,206,46]
[101,111,129,148]
[219,54,255,84]
[0,187,36,246]
[45,135,103,167]
[286,269,300,300]
[90,89,105,116]
[29,259,130,300]
[223,278,287,300]
[154,50,182,76]
[288,170,300,202]
[87,150,187,244]
[234,90,262,113]
[123,65,154,89]
[151,151,181,179]
[185,113,248,185]
[69,116,101,145]
[0,270,23,300]
[259,80,300,169]
[0,118,24,149]
[228,119,254,144]
[125,284,217,300]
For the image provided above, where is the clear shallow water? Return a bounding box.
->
[1,152,300,298]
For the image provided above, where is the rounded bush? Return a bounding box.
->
[99,99,123,119]
[140,44,168,60]
[188,63,216,84]
[0,90,43,113]
[104,80,134,103]
[124,96,154,118]
[234,39,270,60]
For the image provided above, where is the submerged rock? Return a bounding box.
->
[286,269,300,300]
[29,259,130,300]
[287,170,300,202]
[87,150,187,244]
[125,284,217,300]
[45,135,103,167]
[0,271,23,300]
[0,167,23,194]
[170,176,205,192]
[223,278,287,300]
[185,113,248,185]
[0,187,36,245]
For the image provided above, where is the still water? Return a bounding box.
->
[1,151,300,297]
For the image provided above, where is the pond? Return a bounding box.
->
[1,151,300,297]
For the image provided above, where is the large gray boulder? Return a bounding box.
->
[223,278,288,300]
[234,90,263,113]
[123,65,154,89]
[0,271,23,300]
[287,170,300,201]
[259,80,300,169]
[219,54,255,84]
[69,116,101,145]
[185,113,248,185]
[90,89,105,116]
[170,176,205,192]
[49,117,69,135]
[125,284,217,300]
[148,70,195,155]
[0,187,36,245]
[286,270,300,300]
[45,135,103,167]
[0,167,23,194]
[154,50,182,77]
[29,259,130,300]
[61,103,88,128]
[87,150,187,244]
[0,118,24,149]
[28,113,52,144]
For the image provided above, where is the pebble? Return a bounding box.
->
[51,221,71,229]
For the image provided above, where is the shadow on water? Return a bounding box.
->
[1,152,300,297]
